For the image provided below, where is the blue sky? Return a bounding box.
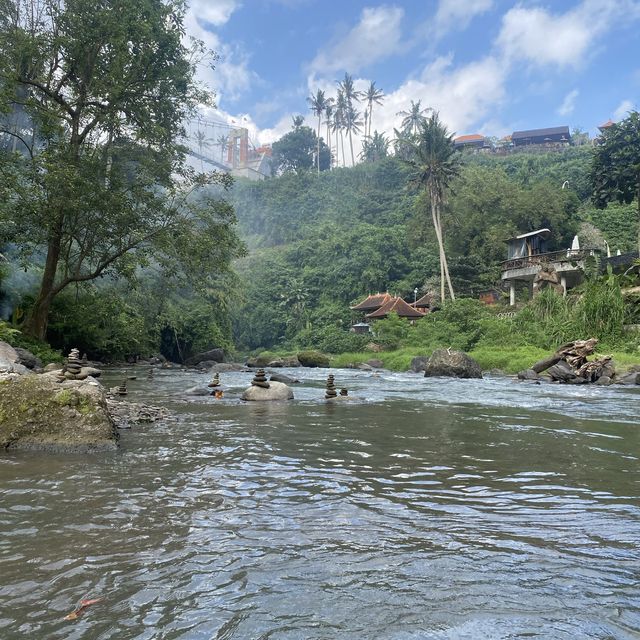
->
[185,0,640,149]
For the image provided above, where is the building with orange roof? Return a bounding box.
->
[365,296,425,320]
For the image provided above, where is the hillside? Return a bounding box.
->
[229,148,638,350]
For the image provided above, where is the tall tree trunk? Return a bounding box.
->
[349,130,355,166]
[430,191,455,301]
[340,131,345,167]
[23,219,63,339]
[326,123,331,169]
[317,115,321,176]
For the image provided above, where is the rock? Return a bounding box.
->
[209,362,245,373]
[270,373,299,384]
[547,360,578,382]
[80,366,101,378]
[13,347,42,370]
[246,354,272,368]
[357,363,373,371]
[410,356,429,373]
[615,372,640,385]
[423,349,483,379]
[595,376,613,386]
[0,376,117,451]
[184,348,224,366]
[365,342,382,353]
[517,369,541,381]
[241,381,294,401]
[44,362,63,372]
[194,360,217,370]
[0,341,21,373]
[267,358,285,368]
[185,386,211,396]
[366,359,384,369]
[281,356,301,367]
[297,350,330,368]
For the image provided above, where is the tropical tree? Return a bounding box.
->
[324,101,334,168]
[360,131,389,163]
[216,134,229,163]
[271,120,330,175]
[364,81,384,139]
[398,100,430,136]
[333,91,347,167]
[307,89,329,176]
[345,104,363,166]
[591,110,640,254]
[405,112,461,302]
[338,73,362,166]
[0,0,244,339]
[194,128,212,170]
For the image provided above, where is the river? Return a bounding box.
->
[1,367,639,639]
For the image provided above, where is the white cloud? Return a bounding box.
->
[557,89,579,116]
[614,99,635,120]
[184,0,256,103]
[497,0,640,69]
[433,0,493,37]
[308,6,405,76]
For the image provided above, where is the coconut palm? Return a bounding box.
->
[338,73,362,166]
[398,100,430,136]
[364,81,384,139]
[194,128,212,170]
[405,112,460,302]
[324,100,334,168]
[360,130,390,163]
[333,90,348,167]
[307,89,329,175]
[292,115,305,129]
[215,134,228,163]
[345,104,363,166]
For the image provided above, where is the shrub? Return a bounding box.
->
[297,350,330,367]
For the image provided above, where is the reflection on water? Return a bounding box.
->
[1,368,639,639]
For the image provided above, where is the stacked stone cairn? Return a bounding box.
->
[340,388,348,397]
[325,374,337,399]
[147,368,154,380]
[208,373,221,388]
[65,348,82,379]
[251,369,270,389]
[117,379,128,396]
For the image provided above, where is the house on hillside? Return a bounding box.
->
[350,292,425,331]
[453,134,492,153]
[501,229,594,305]
[365,297,425,322]
[511,126,571,147]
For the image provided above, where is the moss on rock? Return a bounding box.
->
[0,375,118,451]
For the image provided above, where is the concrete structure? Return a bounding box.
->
[501,229,595,305]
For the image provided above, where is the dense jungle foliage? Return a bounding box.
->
[229,146,639,356]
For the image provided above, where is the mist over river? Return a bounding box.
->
[1,367,639,639]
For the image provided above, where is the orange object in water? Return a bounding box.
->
[64,597,103,620]
[213,390,224,399]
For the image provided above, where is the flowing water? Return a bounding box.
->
[1,367,639,639]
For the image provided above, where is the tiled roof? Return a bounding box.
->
[366,296,426,319]
[413,293,433,308]
[598,120,614,130]
[350,292,392,311]
[454,134,484,143]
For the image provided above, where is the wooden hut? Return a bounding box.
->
[350,292,393,313]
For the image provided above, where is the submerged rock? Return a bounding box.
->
[270,372,299,384]
[241,381,294,401]
[184,348,224,367]
[423,349,483,379]
[0,375,117,451]
[210,362,245,373]
[517,369,541,381]
[410,356,429,373]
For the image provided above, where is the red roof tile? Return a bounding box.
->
[350,292,392,312]
[454,134,484,143]
[366,297,425,319]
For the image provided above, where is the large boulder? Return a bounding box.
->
[0,341,30,375]
[410,356,429,373]
[547,360,578,382]
[423,349,483,379]
[241,381,294,401]
[0,375,117,451]
[270,372,299,384]
[518,369,541,381]
[13,347,43,370]
[297,350,330,368]
[210,362,245,373]
[184,348,224,366]
[615,371,640,385]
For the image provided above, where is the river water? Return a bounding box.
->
[1,367,639,639]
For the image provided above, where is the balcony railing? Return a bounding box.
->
[501,249,597,272]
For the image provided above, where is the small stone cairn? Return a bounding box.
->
[65,348,82,379]
[208,373,221,388]
[117,379,128,396]
[147,368,154,380]
[325,374,337,399]
[340,388,348,397]
[251,369,270,389]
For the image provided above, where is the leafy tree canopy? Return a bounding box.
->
[271,118,331,175]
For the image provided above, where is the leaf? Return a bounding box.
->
[64,597,104,621]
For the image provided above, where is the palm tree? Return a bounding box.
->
[345,103,363,166]
[364,81,384,139]
[292,115,305,129]
[324,100,334,168]
[359,130,390,163]
[405,112,460,302]
[215,134,228,163]
[333,90,347,167]
[338,73,362,166]
[398,100,430,136]
[194,128,212,170]
[307,89,329,175]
